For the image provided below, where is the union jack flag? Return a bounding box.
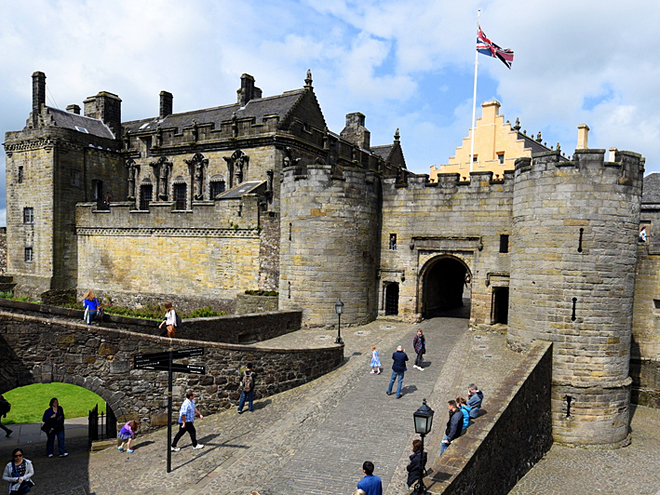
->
[477,26,514,69]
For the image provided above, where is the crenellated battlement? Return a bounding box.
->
[515,148,645,182]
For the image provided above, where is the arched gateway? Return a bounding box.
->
[419,255,471,319]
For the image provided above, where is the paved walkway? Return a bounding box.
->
[2,317,660,494]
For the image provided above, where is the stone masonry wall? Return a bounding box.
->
[0,309,340,430]
[508,149,643,447]
[427,341,553,495]
[380,171,513,324]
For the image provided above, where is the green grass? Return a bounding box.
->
[2,383,106,425]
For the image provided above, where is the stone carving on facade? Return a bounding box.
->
[150,155,173,200]
[266,169,274,195]
[191,120,198,142]
[224,149,249,188]
[185,152,208,200]
[124,157,139,201]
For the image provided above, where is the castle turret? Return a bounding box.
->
[279,161,381,326]
[508,149,645,447]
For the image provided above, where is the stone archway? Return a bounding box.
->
[420,256,471,319]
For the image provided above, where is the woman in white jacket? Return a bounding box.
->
[2,448,34,493]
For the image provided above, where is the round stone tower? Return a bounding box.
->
[279,163,381,327]
[508,149,644,447]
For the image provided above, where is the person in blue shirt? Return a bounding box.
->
[171,390,204,451]
[357,461,382,495]
[82,290,101,325]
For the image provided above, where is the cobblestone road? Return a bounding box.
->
[2,316,659,495]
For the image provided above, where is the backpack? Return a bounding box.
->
[0,397,10,416]
[241,371,254,392]
[174,312,182,328]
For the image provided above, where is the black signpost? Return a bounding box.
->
[134,347,205,473]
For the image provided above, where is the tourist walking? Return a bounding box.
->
[370,346,381,374]
[413,329,426,370]
[3,448,34,494]
[0,394,12,437]
[158,302,179,338]
[117,420,140,453]
[171,390,204,451]
[356,461,382,495]
[82,290,101,325]
[237,363,256,414]
[42,397,68,457]
[386,346,408,399]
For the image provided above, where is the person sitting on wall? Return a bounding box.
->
[440,400,464,455]
[467,383,483,419]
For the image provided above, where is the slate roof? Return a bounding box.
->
[371,144,393,161]
[517,132,555,155]
[642,173,660,204]
[47,107,115,140]
[123,89,307,134]
[217,181,265,200]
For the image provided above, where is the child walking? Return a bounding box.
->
[370,346,381,374]
[117,420,140,453]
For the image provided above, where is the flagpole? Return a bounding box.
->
[469,9,481,175]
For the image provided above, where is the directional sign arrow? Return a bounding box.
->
[134,362,206,374]
[134,348,204,363]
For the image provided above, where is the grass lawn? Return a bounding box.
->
[2,383,106,424]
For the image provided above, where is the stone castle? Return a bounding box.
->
[4,70,660,448]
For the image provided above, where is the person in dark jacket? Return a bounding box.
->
[406,439,428,489]
[43,397,67,457]
[386,346,408,399]
[440,400,463,455]
[238,363,256,414]
[467,383,484,419]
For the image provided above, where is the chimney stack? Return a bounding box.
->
[577,124,590,150]
[66,104,81,115]
[84,91,122,138]
[237,74,261,106]
[340,112,371,150]
[160,91,173,118]
[32,71,46,127]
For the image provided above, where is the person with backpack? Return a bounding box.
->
[238,363,256,414]
[158,302,180,338]
[0,394,12,437]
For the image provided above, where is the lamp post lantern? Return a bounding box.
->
[334,299,344,344]
[412,398,434,494]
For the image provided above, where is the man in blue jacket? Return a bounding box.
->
[440,400,463,455]
[386,346,408,399]
[357,461,382,495]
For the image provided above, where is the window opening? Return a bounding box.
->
[17,166,23,184]
[499,234,509,253]
[389,233,397,250]
[173,183,187,210]
[23,207,34,224]
[24,247,33,262]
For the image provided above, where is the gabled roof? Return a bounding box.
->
[371,144,393,161]
[47,107,115,140]
[122,89,309,134]
[642,173,660,204]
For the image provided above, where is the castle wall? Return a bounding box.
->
[76,197,264,312]
[508,149,644,447]
[279,164,381,326]
[631,209,660,407]
[380,171,513,324]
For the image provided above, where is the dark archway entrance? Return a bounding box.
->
[421,257,470,318]
[385,283,399,316]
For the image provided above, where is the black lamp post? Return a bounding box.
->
[412,398,434,494]
[334,298,344,344]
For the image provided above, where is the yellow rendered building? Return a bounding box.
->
[430,100,564,181]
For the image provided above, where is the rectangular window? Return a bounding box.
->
[389,233,397,250]
[499,234,509,253]
[70,170,81,187]
[210,181,226,199]
[173,183,187,210]
[497,153,505,165]
[24,247,33,262]
[472,154,478,162]
[17,166,24,184]
[23,207,34,224]
[139,185,153,210]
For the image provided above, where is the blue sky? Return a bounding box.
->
[2,0,659,226]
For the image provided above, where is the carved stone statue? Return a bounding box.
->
[184,152,208,200]
[223,150,249,188]
[150,155,172,200]
[124,157,139,201]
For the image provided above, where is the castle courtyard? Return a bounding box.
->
[1,317,658,495]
